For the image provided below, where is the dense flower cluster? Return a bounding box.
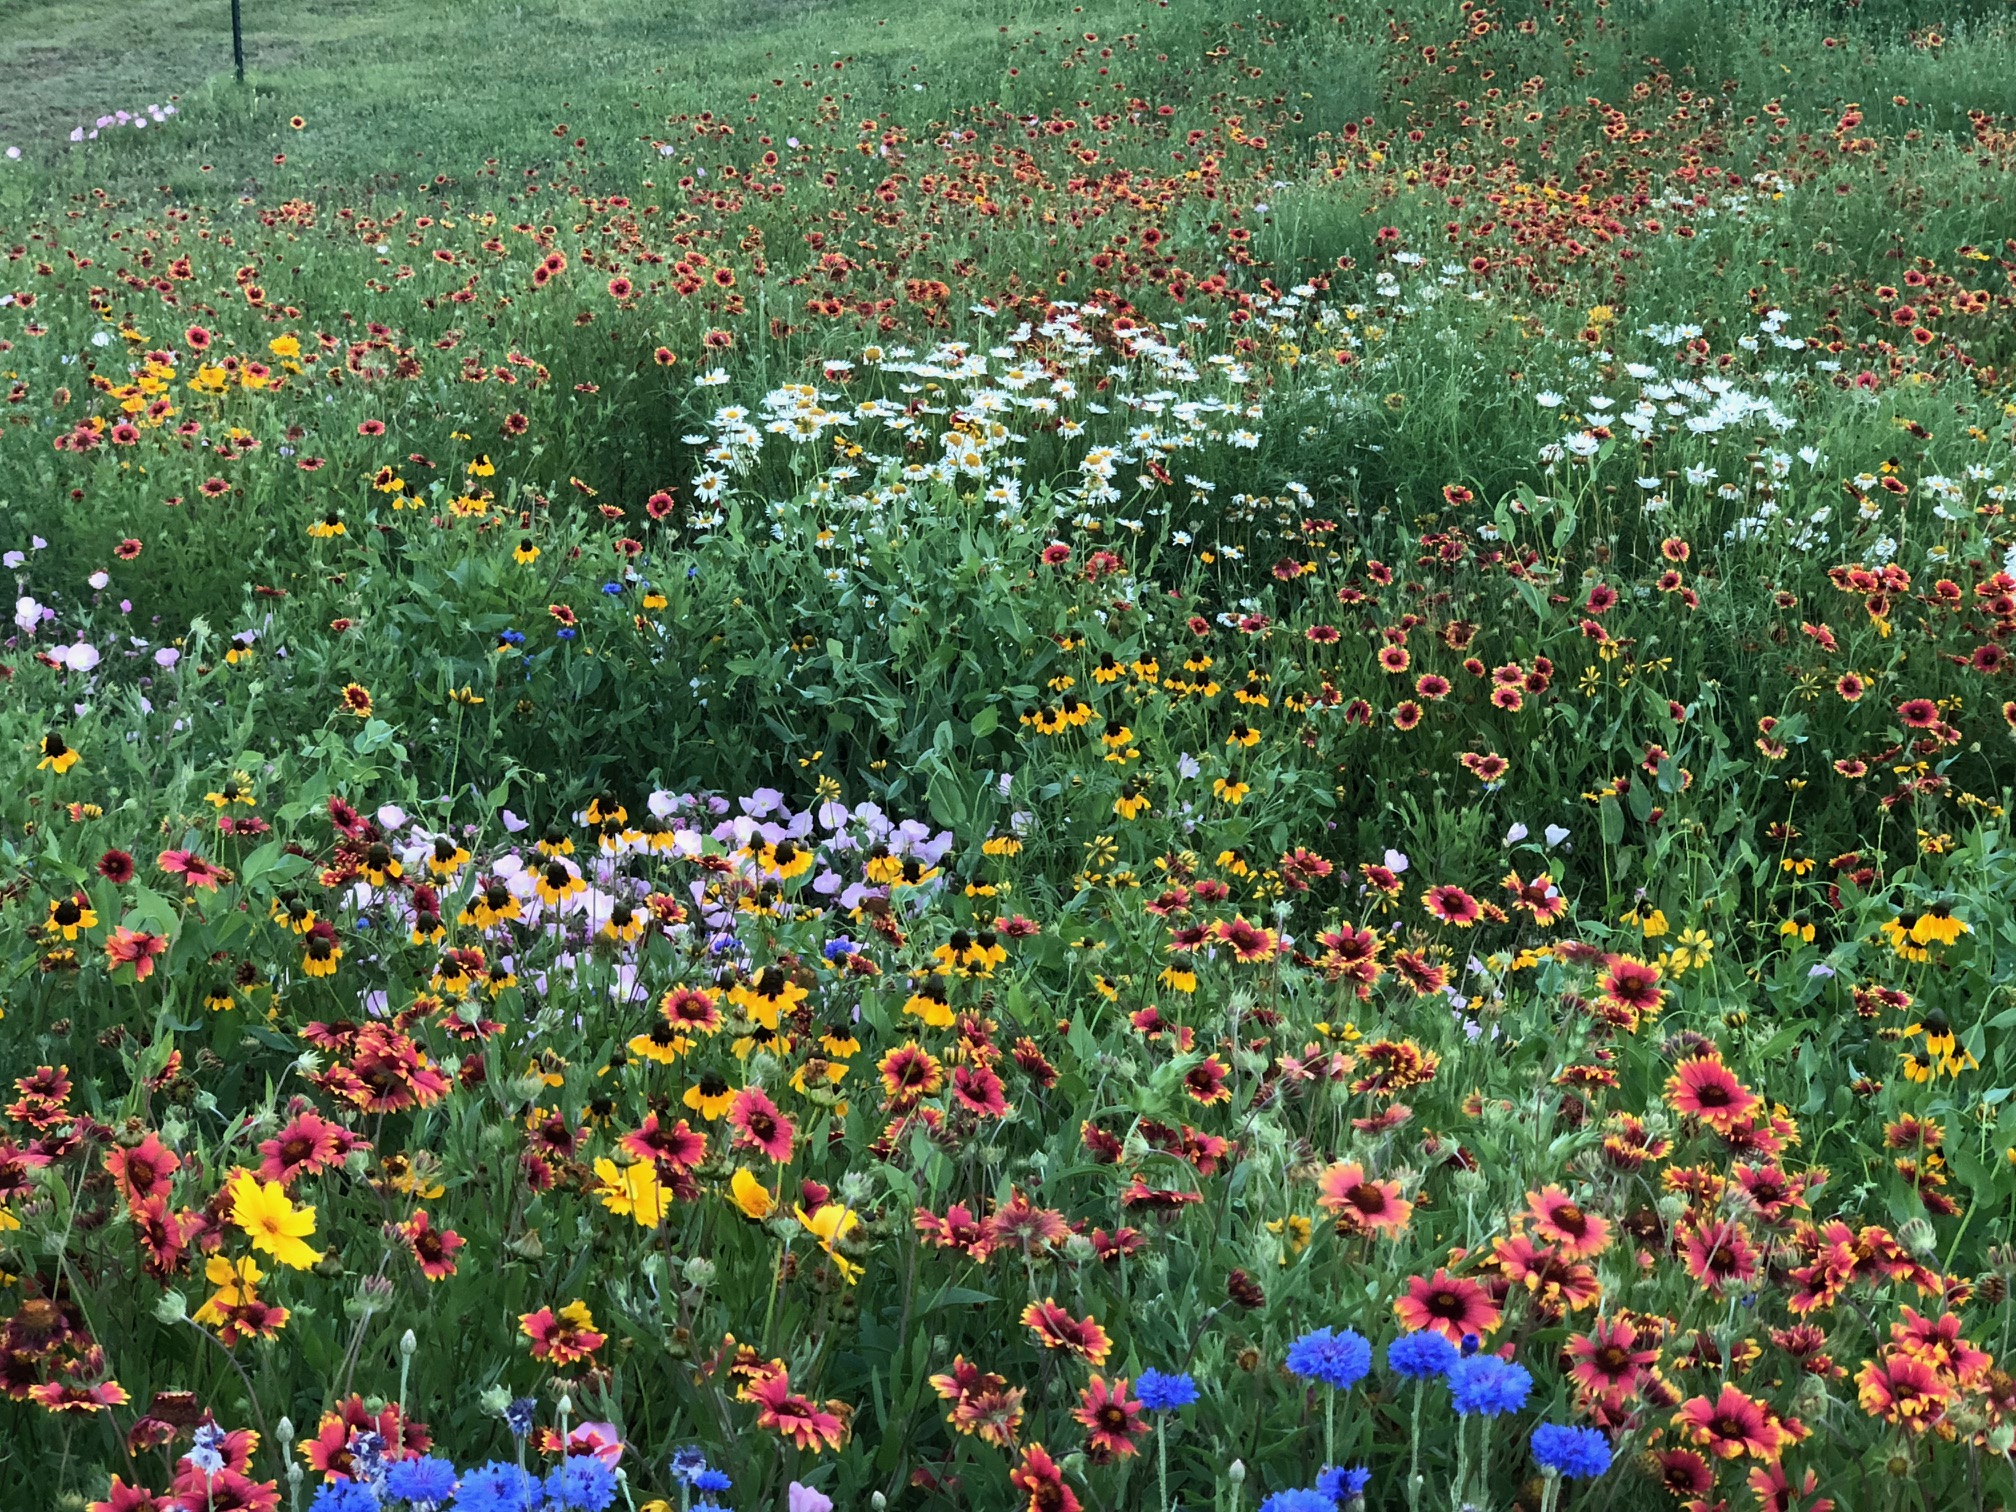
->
[4,3,2016,1512]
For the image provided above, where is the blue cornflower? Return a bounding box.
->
[1257,1491,1336,1512]
[1285,1327,1373,1391]
[822,937,857,961]
[498,629,526,648]
[385,1456,459,1508]
[452,1462,541,1512]
[1316,1465,1371,1505]
[1136,1369,1200,1412]
[1386,1330,1459,1380]
[502,1399,537,1438]
[1530,1423,1613,1479]
[601,582,623,595]
[667,1450,709,1485]
[1447,1354,1533,1416]
[544,1458,618,1512]
[556,626,577,640]
[693,1469,731,1494]
[310,1483,381,1512]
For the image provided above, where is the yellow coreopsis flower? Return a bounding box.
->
[594,1157,669,1230]
[730,1168,774,1220]
[193,1254,265,1326]
[796,1202,864,1283]
[227,1171,325,1269]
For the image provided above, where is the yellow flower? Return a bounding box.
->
[1910,906,1969,947]
[1664,928,1714,975]
[193,1254,265,1326]
[227,1171,324,1269]
[594,1158,669,1230]
[730,1168,775,1220]
[795,1202,864,1283]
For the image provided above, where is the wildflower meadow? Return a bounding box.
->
[3,0,2016,1508]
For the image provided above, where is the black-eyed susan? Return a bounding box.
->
[982,834,1023,858]
[205,771,257,807]
[37,731,79,774]
[224,635,258,667]
[361,841,402,888]
[426,835,471,878]
[685,1070,736,1121]
[459,878,521,930]
[728,965,807,1030]
[582,794,627,826]
[892,854,942,890]
[1114,782,1151,821]
[307,510,346,539]
[628,1020,690,1066]
[753,836,815,882]
[600,900,647,945]
[467,452,496,478]
[1880,914,1930,962]
[203,981,236,1013]
[301,921,342,978]
[535,824,575,858]
[44,893,97,941]
[1212,775,1250,805]
[820,1021,861,1058]
[271,893,316,934]
[481,962,518,999]
[535,859,587,907]
[1022,704,1067,736]
[902,974,954,1028]
[1911,904,1969,948]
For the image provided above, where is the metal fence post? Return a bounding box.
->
[232,0,246,84]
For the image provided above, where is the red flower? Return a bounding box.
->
[257,1112,352,1185]
[1182,1055,1232,1106]
[1008,1443,1082,1512]
[1680,1217,1761,1292]
[98,849,136,884]
[1072,1375,1148,1461]
[1422,884,1480,927]
[1597,953,1666,1023]
[1566,1314,1659,1400]
[744,1363,850,1452]
[619,1112,707,1173]
[105,926,169,982]
[1856,1352,1953,1433]
[519,1300,606,1365]
[105,1134,181,1208]
[399,1209,465,1280]
[1022,1298,1112,1364]
[727,1086,796,1162]
[1524,1186,1611,1258]
[158,849,231,892]
[952,1064,1011,1117]
[1671,1383,1787,1461]
[1317,1161,1413,1237]
[1394,1269,1501,1343]
[1664,1053,1758,1134]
